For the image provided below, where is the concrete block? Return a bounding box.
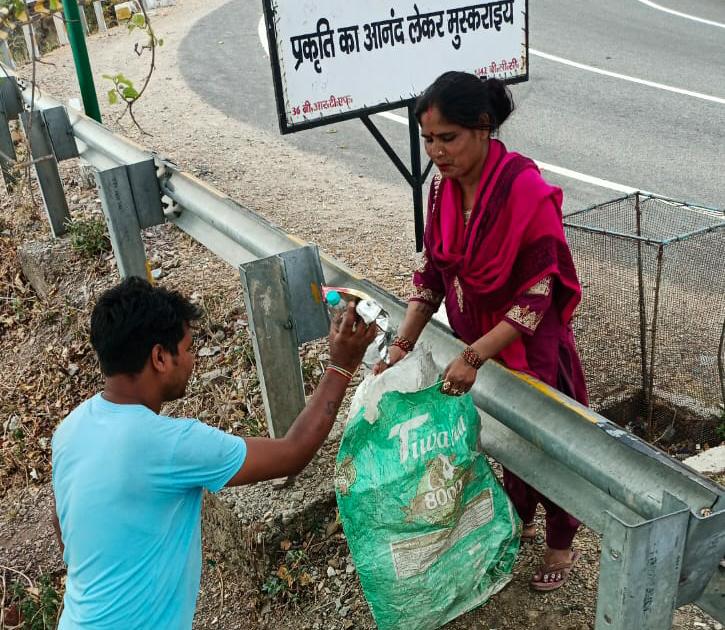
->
[201,434,342,584]
[17,238,95,308]
[17,238,73,300]
[684,445,725,475]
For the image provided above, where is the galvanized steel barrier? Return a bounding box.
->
[1,72,723,629]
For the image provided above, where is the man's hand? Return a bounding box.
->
[328,302,378,373]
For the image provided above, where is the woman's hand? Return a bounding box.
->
[441,356,478,396]
[372,344,407,375]
[373,300,435,376]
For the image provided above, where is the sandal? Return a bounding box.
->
[531,549,581,591]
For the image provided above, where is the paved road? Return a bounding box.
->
[179,0,724,213]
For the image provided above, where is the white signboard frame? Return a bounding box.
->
[262,0,529,134]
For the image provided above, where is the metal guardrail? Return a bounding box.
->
[1,73,723,629]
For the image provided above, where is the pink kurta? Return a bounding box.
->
[411,140,587,549]
[411,139,588,403]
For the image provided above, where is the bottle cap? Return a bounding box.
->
[326,290,342,306]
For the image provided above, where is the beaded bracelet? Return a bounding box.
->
[391,335,415,353]
[461,346,484,370]
[326,364,354,382]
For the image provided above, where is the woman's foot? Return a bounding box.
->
[531,548,581,591]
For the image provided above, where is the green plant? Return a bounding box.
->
[5,572,62,630]
[67,217,111,258]
[261,549,313,604]
[11,294,25,316]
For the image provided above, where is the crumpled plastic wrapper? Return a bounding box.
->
[356,298,393,367]
[322,287,394,368]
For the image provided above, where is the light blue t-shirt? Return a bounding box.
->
[51,393,247,629]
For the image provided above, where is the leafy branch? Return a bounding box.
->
[102,7,163,135]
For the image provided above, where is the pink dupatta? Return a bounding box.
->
[425,139,581,327]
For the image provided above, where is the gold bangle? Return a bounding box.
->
[392,335,415,353]
[461,346,484,370]
[327,365,354,381]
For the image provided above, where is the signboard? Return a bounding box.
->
[262,0,529,134]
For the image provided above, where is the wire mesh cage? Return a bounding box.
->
[565,193,725,453]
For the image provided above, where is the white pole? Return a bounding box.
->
[0,41,15,69]
[21,23,41,60]
[53,12,69,45]
[93,1,107,34]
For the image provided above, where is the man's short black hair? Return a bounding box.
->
[91,277,202,376]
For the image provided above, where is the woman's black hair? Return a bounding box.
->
[415,71,515,133]
[90,277,202,376]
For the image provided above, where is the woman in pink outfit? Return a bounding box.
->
[377,71,588,591]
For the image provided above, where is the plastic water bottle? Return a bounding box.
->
[325,289,346,311]
[323,286,392,365]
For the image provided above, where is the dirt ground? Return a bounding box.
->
[0,1,723,628]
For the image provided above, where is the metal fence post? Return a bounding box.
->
[0,107,16,192]
[240,256,307,438]
[94,165,148,278]
[62,0,101,121]
[21,24,41,60]
[0,77,22,192]
[0,41,15,69]
[19,110,71,236]
[53,12,69,46]
[93,1,108,34]
[596,494,689,629]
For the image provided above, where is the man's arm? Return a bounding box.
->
[226,302,376,486]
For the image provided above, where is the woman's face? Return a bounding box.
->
[420,106,489,182]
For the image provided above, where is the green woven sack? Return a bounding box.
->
[335,381,520,630]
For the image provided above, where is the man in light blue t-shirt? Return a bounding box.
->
[52,277,375,629]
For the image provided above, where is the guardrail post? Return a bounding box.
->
[0,41,15,70]
[0,77,22,192]
[42,106,80,162]
[595,493,689,629]
[93,1,108,34]
[0,108,15,192]
[126,159,164,228]
[696,563,725,622]
[19,110,71,236]
[240,256,307,438]
[21,24,41,60]
[54,13,69,46]
[95,165,148,278]
[239,246,329,439]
